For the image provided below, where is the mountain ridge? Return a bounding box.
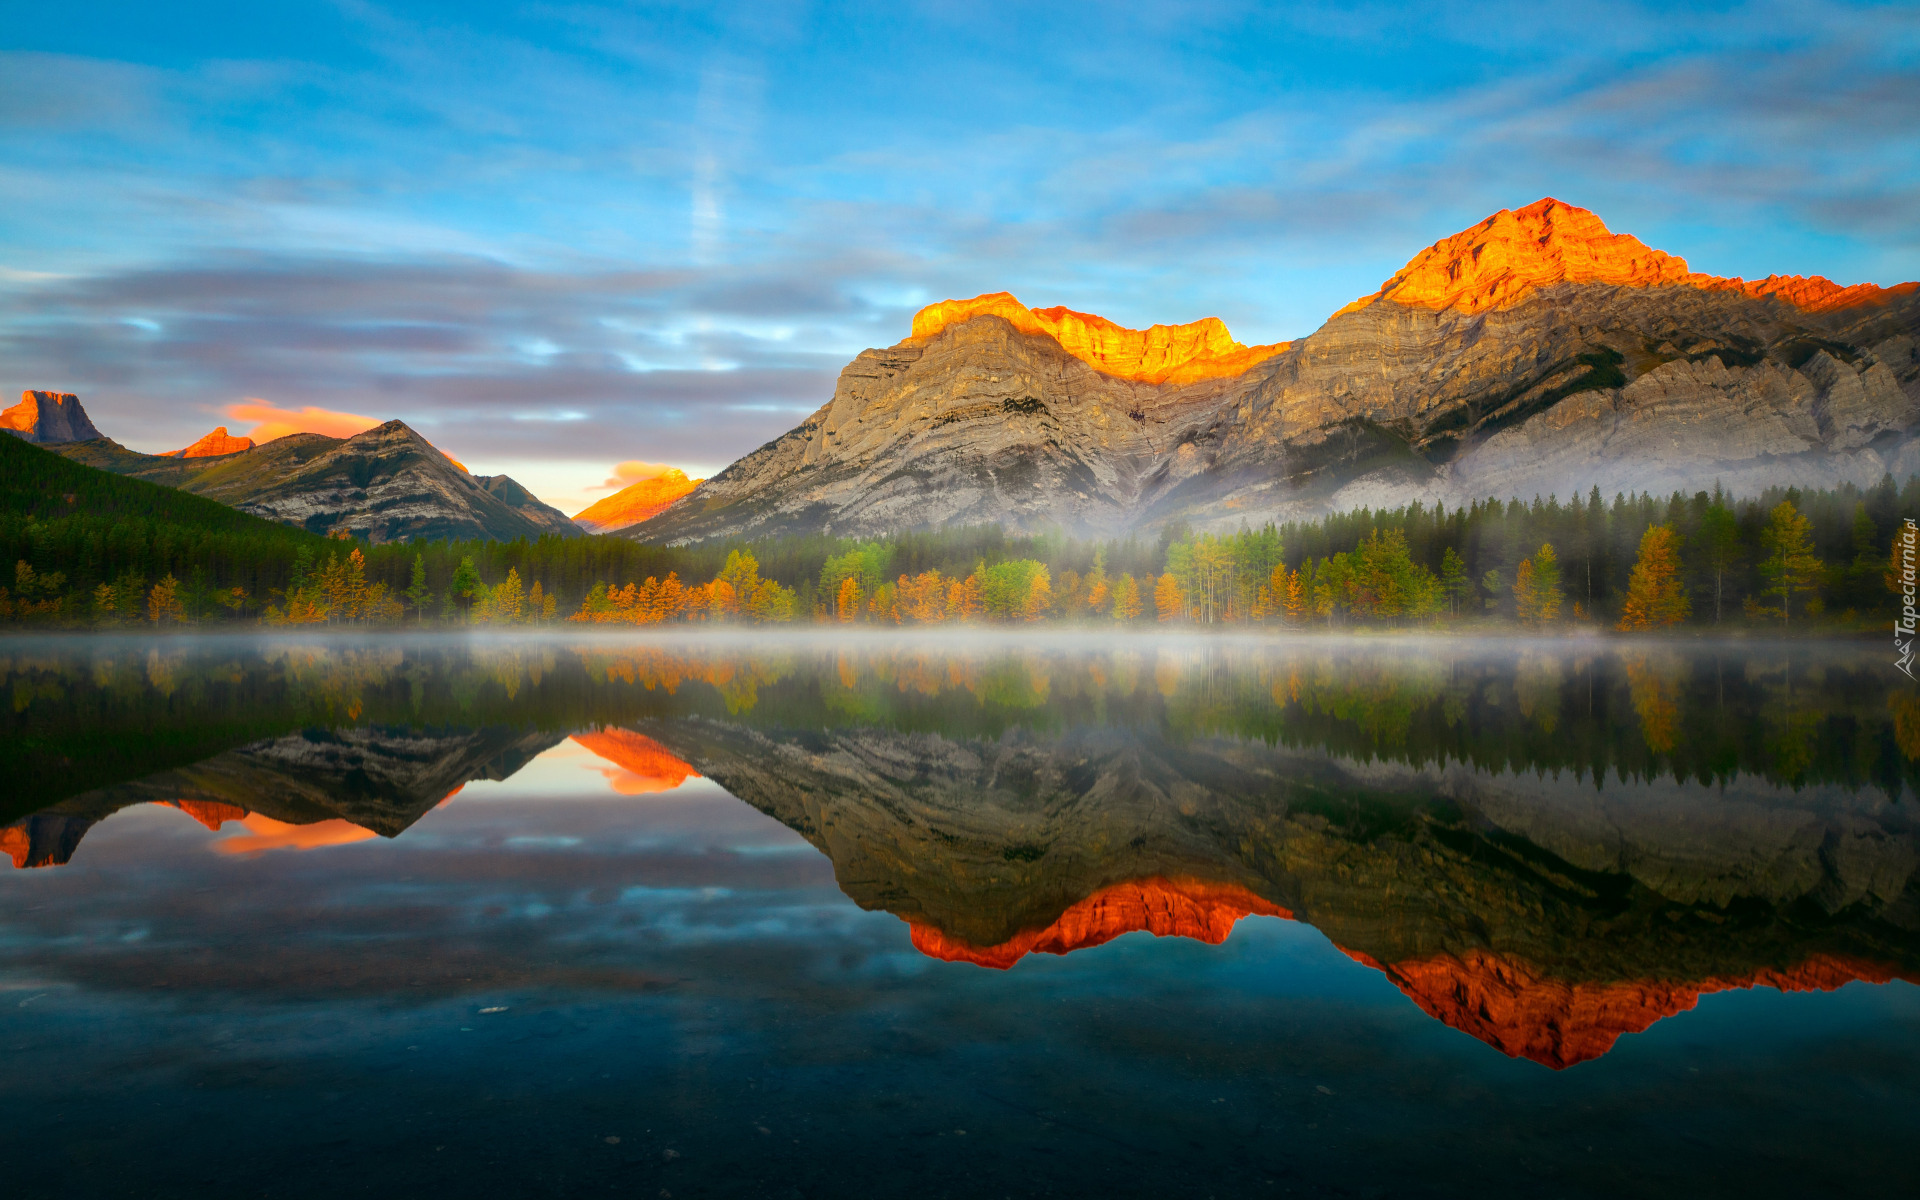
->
[632,198,1920,542]
[47,419,581,542]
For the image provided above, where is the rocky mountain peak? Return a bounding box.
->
[164,426,255,458]
[908,291,1288,384]
[1,390,105,444]
[1340,198,1920,320]
[1336,197,1697,318]
[572,467,701,534]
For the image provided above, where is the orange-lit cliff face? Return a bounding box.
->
[908,292,1289,386]
[572,468,702,534]
[160,799,249,830]
[1351,948,1914,1070]
[1337,197,1918,319]
[164,426,255,458]
[904,873,1911,1067]
[0,825,32,869]
[907,877,1292,970]
[570,727,701,794]
[1694,273,1920,313]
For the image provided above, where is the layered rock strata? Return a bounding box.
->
[49,419,580,542]
[634,200,1920,541]
[1,725,567,868]
[631,715,1920,1067]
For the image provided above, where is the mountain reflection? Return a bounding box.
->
[6,636,1918,1067]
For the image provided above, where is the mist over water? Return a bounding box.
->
[4,632,1919,1198]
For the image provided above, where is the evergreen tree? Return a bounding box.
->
[449,556,483,620]
[1440,547,1470,617]
[404,553,432,623]
[1531,543,1563,621]
[1757,501,1822,627]
[1698,497,1740,622]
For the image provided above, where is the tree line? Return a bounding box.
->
[4,432,1915,630]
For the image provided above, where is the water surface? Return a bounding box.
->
[4,633,1918,1198]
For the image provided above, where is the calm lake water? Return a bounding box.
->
[4,632,1919,1199]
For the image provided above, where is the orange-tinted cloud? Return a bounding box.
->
[212,814,378,855]
[593,460,677,492]
[224,400,382,442]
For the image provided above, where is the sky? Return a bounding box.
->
[2,1,1917,514]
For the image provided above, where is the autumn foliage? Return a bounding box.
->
[1617,525,1691,631]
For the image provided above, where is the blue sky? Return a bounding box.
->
[3,0,1916,511]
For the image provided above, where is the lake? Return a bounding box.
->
[4,632,1918,1199]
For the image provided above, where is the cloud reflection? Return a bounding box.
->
[211,814,379,856]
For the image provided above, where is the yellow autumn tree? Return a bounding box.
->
[1283,569,1306,627]
[947,574,983,621]
[147,574,184,625]
[1154,573,1184,622]
[1512,543,1564,625]
[1617,525,1690,631]
[1757,501,1822,627]
[1113,574,1142,621]
[836,576,862,622]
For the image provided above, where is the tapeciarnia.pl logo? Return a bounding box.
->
[1899,518,1918,680]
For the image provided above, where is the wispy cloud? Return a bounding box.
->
[0,0,1913,496]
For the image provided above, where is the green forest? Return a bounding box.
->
[2,430,1915,631]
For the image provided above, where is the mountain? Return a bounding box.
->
[572,467,702,533]
[1,390,104,444]
[164,425,254,457]
[632,714,1920,1068]
[4,724,566,868]
[632,199,1920,542]
[48,418,581,542]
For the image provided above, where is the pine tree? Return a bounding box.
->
[1758,501,1822,627]
[404,552,432,624]
[1440,547,1470,617]
[1513,542,1563,623]
[1698,498,1739,622]
[449,556,483,620]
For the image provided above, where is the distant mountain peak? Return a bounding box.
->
[1339,197,1918,318]
[1,390,104,444]
[908,291,1288,385]
[164,426,255,458]
[573,467,701,533]
[44,413,577,543]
